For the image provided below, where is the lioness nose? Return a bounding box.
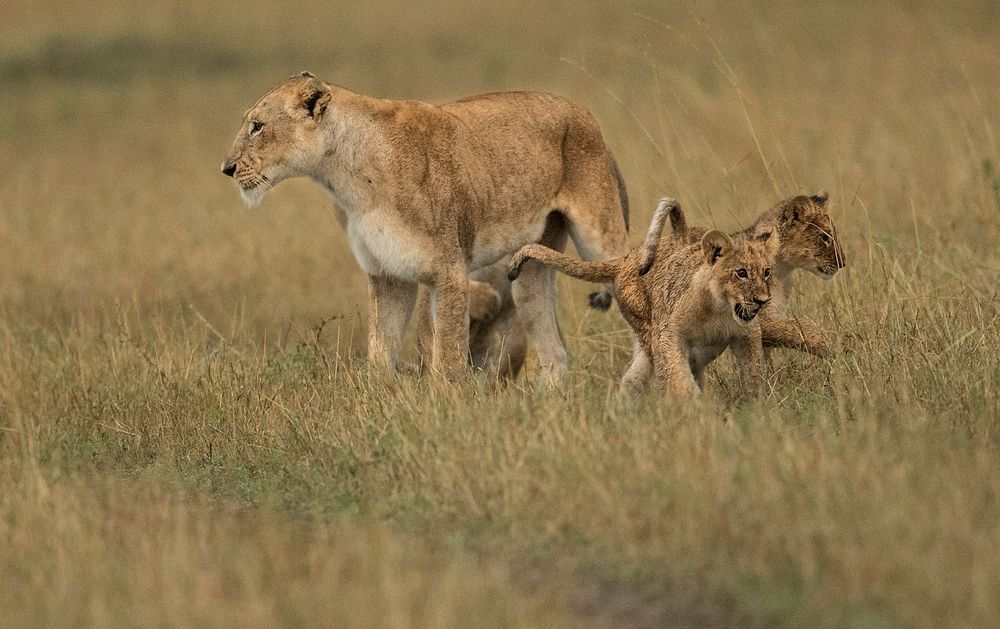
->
[221,161,237,177]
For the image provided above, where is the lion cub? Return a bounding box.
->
[415,259,527,381]
[509,199,778,398]
[667,192,845,356]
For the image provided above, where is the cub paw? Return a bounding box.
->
[469,280,502,322]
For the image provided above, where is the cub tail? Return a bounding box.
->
[507,245,622,285]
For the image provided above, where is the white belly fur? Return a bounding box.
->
[346,211,433,282]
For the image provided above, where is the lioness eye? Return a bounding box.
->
[764,268,771,279]
[736,269,749,279]
[249,121,264,136]
[821,233,832,247]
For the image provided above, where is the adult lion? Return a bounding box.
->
[222,72,630,382]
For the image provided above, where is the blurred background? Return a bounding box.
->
[3,0,997,351]
[4,3,1000,627]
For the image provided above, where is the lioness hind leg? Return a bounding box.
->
[512,214,569,386]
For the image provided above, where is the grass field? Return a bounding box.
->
[2,1,1000,627]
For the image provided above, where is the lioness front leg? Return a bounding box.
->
[760,314,830,357]
[730,327,766,399]
[367,274,418,371]
[415,279,501,375]
[430,263,471,379]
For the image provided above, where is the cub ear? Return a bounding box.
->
[759,229,780,253]
[780,197,807,224]
[810,190,830,207]
[298,77,331,120]
[701,229,733,265]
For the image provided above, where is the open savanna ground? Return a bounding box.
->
[2,1,999,627]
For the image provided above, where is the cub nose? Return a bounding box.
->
[221,161,237,177]
[753,296,770,307]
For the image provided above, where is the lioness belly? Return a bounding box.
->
[470,210,551,269]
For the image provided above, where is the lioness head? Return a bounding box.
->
[221,72,331,206]
[702,229,777,324]
[768,192,846,279]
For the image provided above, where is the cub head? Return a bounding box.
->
[221,72,332,207]
[702,229,778,325]
[768,191,846,279]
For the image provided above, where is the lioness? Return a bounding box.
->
[509,198,777,398]
[222,73,629,381]
[414,258,527,381]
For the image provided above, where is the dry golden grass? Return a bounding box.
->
[1,1,999,627]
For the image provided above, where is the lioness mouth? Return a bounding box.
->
[734,304,758,322]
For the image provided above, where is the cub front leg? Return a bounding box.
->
[729,325,766,398]
[367,274,418,372]
[431,263,471,379]
[760,314,830,357]
[652,334,699,399]
[621,341,653,395]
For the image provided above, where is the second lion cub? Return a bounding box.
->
[509,198,778,398]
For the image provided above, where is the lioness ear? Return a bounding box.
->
[298,78,331,120]
[810,190,829,207]
[701,229,732,265]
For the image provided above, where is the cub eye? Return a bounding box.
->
[764,268,771,280]
[249,121,264,137]
[735,268,749,279]
[820,233,832,247]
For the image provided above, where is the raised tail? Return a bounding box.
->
[667,199,687,235]
[583,196,681,310]
[508,244,622,285]
[636,196,679,275]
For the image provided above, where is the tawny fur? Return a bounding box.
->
[222,73,630,382]
[662,192,846,356]
[509,199,778,398]
[414,259,527,381]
